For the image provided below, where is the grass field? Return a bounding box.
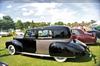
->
[0,37,100,66]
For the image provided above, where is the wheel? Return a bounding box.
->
[8,45,16,55]
[54,57,67,62]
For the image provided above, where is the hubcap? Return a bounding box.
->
[57,57,65,60]
[8,45,15,55]
[54,57,67,62]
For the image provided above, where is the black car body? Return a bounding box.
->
[5,26,89,62]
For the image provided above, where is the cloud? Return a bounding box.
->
[16,3,99,22]
[19,3,58,10]
[20,3,59,16]
[0,13,5,18]
[2,0,99,3]
[73,3,100,21]
[22,10,35,16]
[21,7,34,16]
[14,17,32,22]
[1,3,99,23]
[21,8,27,11]
[46,8,76,22]
[6,4,12,8]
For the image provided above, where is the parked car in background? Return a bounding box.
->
[0,31,10,37]
[72,29,97,44]
[15,29,24,37]
[5,26,90,62]
[88,25,100,39]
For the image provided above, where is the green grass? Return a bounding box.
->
[0,37,100,66]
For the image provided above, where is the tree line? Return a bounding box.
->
[0,15,96,30]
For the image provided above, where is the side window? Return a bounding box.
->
[38,30,52,38]
[24,30,35,38]
[53,29,70,38]
[72,30,80,35]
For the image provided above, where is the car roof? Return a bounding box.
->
[30,25,70,30]
[72,28,80,30]
[72,28,82,30]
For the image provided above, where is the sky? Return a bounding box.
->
[0,1,100,23]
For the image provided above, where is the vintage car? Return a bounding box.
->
[72,29,97,44]
[5,26,90,62]
[15,29,24,36]
[88,26,100,39]
[0,31,10,37]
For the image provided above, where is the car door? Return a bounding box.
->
[72,29,85,43]
[78,30,94,43]
[77,29,93,43]
[36,29,71,54]
[19,30,36,53]
[83,32,96,43]
[36,29,52,54]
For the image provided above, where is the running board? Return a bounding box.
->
[20,52,50,57]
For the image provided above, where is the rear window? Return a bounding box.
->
[52,27,71,39]
[72,29,81,35]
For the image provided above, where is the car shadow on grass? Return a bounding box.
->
[67,54,96,63]
[0,48,6,51]
[0,54,10,57]
[0,48,10,57]
[22,54,54,61]
[87,43,100,46]
[22,53,96,63]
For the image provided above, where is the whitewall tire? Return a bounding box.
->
[54,57,67,62]
[8,45,16,55]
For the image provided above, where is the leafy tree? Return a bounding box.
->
[72,22,79,27]
[90,20,96,24]
[39,22,50,27]
[0,16,15,30]
[15,20,23,30]
[0,19,3,30]
[34,22,50,27]
[23,21,31,29]
[66,23,72,27]
[54,21,65,25]
[47,22,51,26]
[30,20,35,28]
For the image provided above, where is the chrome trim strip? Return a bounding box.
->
[20,52,50,57]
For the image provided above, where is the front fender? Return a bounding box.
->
[6,40,23,49]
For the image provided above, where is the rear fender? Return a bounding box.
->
[49,42,74,57]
